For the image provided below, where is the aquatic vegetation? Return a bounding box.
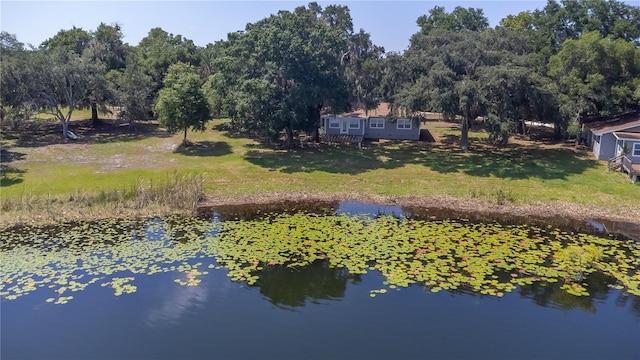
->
[174,265,208,287]
[207,213,640,298]
[0,216,219,304]
[1,212,639,306]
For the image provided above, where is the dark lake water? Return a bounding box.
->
[1,202,639,359]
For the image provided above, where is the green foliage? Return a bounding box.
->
[548,31,640,120]
[566,118,581,138]
[12,47,100,137]
[399,26,541,147]
[343,29,385,113]
[0,33,32,127]
[135,27,199,95]
[106,55,154,123]
[40,26,92,55]
[88,23,127,71]
[210,3,351,147]
[416,6,489,34]
[155,63,210,143]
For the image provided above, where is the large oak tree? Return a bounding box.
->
[209,3,351,147]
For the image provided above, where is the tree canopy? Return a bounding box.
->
[9,47,101,138]
[154,63,210,143]
[3,0,639,149]
[207,3,352,147]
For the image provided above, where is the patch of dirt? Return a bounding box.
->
[6,119,175,172]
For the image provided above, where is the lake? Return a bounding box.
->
[1,201,639,359]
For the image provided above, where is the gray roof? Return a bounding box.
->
[585,112,640,135]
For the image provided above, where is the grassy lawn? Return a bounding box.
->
[1,118,638,218]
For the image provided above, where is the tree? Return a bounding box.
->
[0,32,32,127]
[398,11,543,148]
[0,31,25,58]
[395,6,491,150]
[499,0,640,73]
[40,24,127,123]
[106,54,154,124]
[416,5,489,34]
[379,52,407,107]
[548,31,640,138]
[40,26,92,55]
[561,0,640,44]
[397,29,487,150]
[84,23,127,122]
[136,28,199,100]
[196,42,224,79]
[210,4,350,147]
[154,63,210,143]
[343,30,385,114]
[14,48,100,138]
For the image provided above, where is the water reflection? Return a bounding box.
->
[204,200,638,239]
[202,200,338,221]
[253,261,359,309]
[245,258,637,316]
[2,202,640,360]
[337,202,404,218]
[144,280,209,328]
[1,201,638,315]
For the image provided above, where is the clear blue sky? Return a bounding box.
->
[0,1,581,53]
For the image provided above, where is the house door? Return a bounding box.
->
[616,139,624,157]
[340,119,348,134]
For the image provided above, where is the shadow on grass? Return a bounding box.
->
[7,119,171,148]
[420,142,599,180]
[245,138,599,179]
[211,121,262,141]
[0,146,26,187]
[174,141,232,157]
[0,166,24,186]
[245,145,391,175]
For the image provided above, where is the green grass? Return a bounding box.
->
[1,118,638,218]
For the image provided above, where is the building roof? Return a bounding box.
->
[584,111,640,135]
[613,131,640,140]
[345,102,391,117]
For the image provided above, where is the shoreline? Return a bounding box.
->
[200,191,640,224]
[2,191,639,230]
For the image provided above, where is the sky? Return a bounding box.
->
[0,0,584,53]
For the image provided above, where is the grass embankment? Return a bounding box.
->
[1,116,638,227]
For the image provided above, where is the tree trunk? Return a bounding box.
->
[574,110,581,147]
[61,119,69,139]
[183,126,188,144]
[91,104,98,124]
[460,117,469,151]
[308,104,322,143]
[284,126,293,149]
[554,120,562,140]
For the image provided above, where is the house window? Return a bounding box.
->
[397,118,412,130]
[595,135,601,144]
[633,143,640,157]
[370,118,385,129]
[349,118,360,129]
[329,118,340,129]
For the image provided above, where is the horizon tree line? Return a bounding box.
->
[1,0,639,148]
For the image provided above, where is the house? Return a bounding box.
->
[320,103,420,148]
[584,111,640,182]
